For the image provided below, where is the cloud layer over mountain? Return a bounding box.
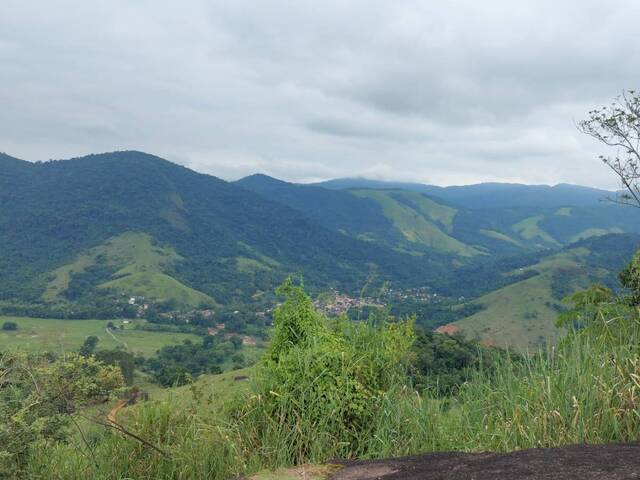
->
[2,1,639,187]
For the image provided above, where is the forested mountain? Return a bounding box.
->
[0,152,437,316]
[3,151,640,346]
[314,177,615,209]
[237,174,640,256]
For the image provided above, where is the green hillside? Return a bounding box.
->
[349,189,483,257]
[43,232,215,308]
[100,272,216,308]
[0,152,436,318]
[511,215,560,246]
[479,229,523,246]
[446,248,610,349]
[569,227,624,243]
[237,174,640,261]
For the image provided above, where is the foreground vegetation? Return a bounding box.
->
[2,257,638,479]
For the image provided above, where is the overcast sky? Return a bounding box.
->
[1,1,639,188]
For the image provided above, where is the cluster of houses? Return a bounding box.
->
[314,290,385,316]
[121,293,260,347]
[385,286,441,303]
[205,323,257,346]
[157,308,215,323]
[127,296,150,316]
[206,323,227,336]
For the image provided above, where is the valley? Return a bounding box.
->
[3,151,640,356]
[6,5,640,478]
[3,151,640,480]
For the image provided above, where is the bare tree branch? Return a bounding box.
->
[578,89,640,208]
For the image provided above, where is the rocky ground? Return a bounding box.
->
[331,443,640,480]
[251,443,640,479]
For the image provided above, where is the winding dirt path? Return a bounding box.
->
[105,327,128,349]
[106,399,128,425]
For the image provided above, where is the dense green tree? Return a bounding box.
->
[409,328,505,395]
[619,250,640,304]
[95,349,136,385]
[1,321,17,331]
[79,335,99,356]
[143,335,244,386]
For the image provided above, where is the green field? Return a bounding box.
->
[0,316,201,357]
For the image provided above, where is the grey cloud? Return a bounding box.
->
[0,0,637,188]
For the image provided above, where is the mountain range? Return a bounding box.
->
[237,173,640,257]
[2,150,640,347]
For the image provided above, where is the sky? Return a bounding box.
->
[1,1,640,188]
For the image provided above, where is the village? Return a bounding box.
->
[313,290,386,316]
[124,295,259,346]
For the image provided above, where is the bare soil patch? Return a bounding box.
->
[434,324,460,335]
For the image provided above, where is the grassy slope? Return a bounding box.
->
[99,272,215,307]
[235,247,280,274]
[150,366,256,405]
[350,190,482,257]
[512,215,560,246]
[569,227,624,243]
[44,231,216,308]
[0,316,200,357]
[479,229,523,247]
[448,248,603,349]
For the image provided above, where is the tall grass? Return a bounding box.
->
[25,291,640,479]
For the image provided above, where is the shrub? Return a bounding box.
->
[1,321,17,331]
[233,278,415,465]
[0,352,124,478]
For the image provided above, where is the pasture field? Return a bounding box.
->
[451,271,564,349]
[449,247,605,349]
[0,316,201,357]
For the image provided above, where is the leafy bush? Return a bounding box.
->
[233,278,415,465]
[0,352,124,478]
[409,328,507,396]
